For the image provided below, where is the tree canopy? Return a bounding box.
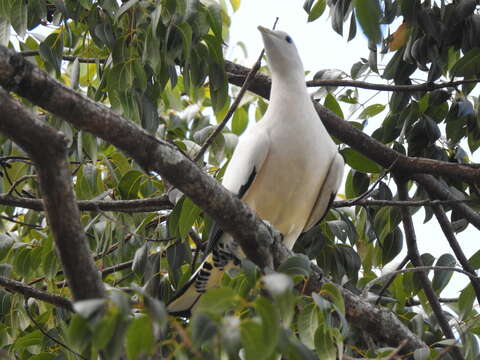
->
[0,0,479,359]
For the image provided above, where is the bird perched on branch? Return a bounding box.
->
[167,26,344,316]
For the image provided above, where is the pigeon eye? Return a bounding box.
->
[285,35,293,43]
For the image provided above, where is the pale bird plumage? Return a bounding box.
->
[167,26,344,316]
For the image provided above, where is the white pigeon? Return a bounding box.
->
[167,26,344,315]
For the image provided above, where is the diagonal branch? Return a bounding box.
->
[0,45,427,352]
[396,179,464,360]
[431,203,480,305]
[0,88,105,301]
[413,174,480,231]
[0,275,73,311]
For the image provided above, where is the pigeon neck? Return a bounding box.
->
[270,72,309,103]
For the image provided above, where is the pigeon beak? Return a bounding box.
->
[257,26,274,35]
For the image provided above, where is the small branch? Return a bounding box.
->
[431,203,480,305]
[24,299,85,359]
[6,174,36,195]
[375,255,409,305]
[19,50,104,64]
[0,275,73,311]
[193,16,274,162]
[224,59,480,97]
[0,193,172,212]
[0,214,43,229]
[333,197,480,208]
[340,158,399,207]
[363,265,480,298]
[413,174,480,231]
[397,179,464,360]
[406,297,459,306]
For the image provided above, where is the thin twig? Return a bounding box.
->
[193,53,265,162]
[5,175,36,196]
[0,214,42,229]
[375,255,409,305]
[24,299,86,360]
[193,18,279,162]
[333,197,480,208]
[363,265,479,298]
[341,158,399,207]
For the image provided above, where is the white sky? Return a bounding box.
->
[228,0,479,298]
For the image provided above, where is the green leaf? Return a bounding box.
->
[340,148,381,173]
[381,227,403,265]
[126,316,154,360]
[354,0,382,44]
[196,287,238,314]
[314,326,336,360]
[118,170,143,199]
[468,249,480,269]
[298,303,318,349]
[230,0,241,11]
[358,104,385,119]
[13,329,42,350]
[92,314,119,349]
[132,243,148,276]
[256,297,280,356]
[11,0,27,38]
[114,0,139,22]
[232,106,248,135]
[458,283,476,320]
[450,48,480,77]
[0,17,10,46]
[278,254,311,277]
[191,313,218,348]
[324,93,344,118]
[241,320,267,360]
[206,3,222,40]
[178,197,202,239]
[66,314,91,352]
[241,298,280,360]
[0,234,14,260]
[432,253,456,293]
[308,0,326,22]
[320,283,345,315]
[29,354,55,360]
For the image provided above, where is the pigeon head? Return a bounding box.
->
[258,26,304,81]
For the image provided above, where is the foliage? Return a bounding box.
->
[0,0,478,359]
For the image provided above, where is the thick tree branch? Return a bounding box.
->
[397,179,464,360]
[0,89,105,301]
[225,61,480,184]
[0,46,427,352]
[314,103,480,184]
[0,275,73,311]
[431,204,480,305]
[0,45,276,270]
